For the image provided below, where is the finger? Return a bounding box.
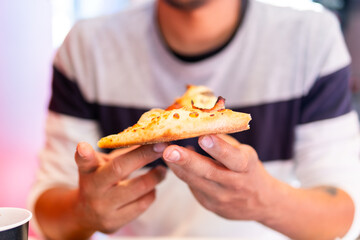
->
[198,135,253,172]
[98,190,157,233]
[117,190,156,221]
[75,142,99,174]
[217,134,242,148]
[97,143,167,186]
[108,145,140,159]
[185,145,195,151]
[189,187,216,211]
[169,162,227,196]
[110,166,167,209]
[163,145,235,184]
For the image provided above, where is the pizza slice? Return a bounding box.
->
[166,85,218,110]
[97,85,251,148]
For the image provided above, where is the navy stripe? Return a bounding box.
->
[299,66,352,124]
[231,99,300,161]
[48,65,352,162]
[95,101,300,162]
[49,67,97,119]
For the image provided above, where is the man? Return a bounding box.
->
[29,0,360,239]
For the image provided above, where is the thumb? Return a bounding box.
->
[75,142,99,174]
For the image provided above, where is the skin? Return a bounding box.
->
[163,135,354,240]
[35,0,355,239]
[35,143,168,239]
[157,0,241,56]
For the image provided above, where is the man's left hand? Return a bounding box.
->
[163,134,279,222]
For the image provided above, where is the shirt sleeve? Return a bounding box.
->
[294,111,360,240]
[294,11,360,240]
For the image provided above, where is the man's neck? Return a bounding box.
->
[157,0,242,56]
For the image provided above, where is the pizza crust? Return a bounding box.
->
[98,106,251,148]
[98,85,251,148]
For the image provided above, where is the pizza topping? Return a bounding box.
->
[166,101,182,110]
[189,112,199,118]
[97,85,251,149]
[200,91,215,97]
[191,96,226,113]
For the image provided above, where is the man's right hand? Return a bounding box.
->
[74,142,167,234]
[35,142,167,240]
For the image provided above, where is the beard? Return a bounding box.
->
[162,0,212,10]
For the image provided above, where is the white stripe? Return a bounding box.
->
[52,0,350,109]
[294,111,360,239]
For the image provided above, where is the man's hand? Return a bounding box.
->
[74,142,167,234]
[162,134,276,222]
[35,142,167,240]
[162,135,355,240]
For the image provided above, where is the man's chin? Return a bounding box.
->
[162,0,211,10]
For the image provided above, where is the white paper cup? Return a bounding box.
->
[0,208,32,240]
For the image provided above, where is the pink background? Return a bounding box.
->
[0,0,52,235]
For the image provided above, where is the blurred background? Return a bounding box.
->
[0,0,359,237]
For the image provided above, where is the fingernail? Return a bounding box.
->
[201,135,214,148]
[165,150,181,162]
[77,142,88,158]
[153,143,167,153]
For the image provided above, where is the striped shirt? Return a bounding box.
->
[29,0,360,239]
